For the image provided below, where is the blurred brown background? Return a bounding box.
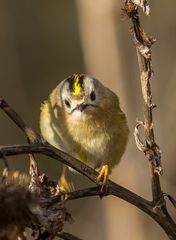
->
[0,0,176,239]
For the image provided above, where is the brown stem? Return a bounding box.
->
[124,0,162,204]
[124,1,176,239]
[0,143,152,212]
[57,232,83,240]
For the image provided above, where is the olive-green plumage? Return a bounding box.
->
[40,74,129,174]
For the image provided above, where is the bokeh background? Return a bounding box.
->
[0,0,175,239]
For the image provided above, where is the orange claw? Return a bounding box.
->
[59,174,74,192]
[59,165,74,192]
[97,164,109,191]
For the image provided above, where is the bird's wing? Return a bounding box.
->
[40,81,69,151]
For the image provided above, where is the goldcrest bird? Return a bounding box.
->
[40,73,129,191]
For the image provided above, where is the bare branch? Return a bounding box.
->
[57,232,83,240]
[0,143,152,211]
[0,97,43,144]
[0,143,176,238]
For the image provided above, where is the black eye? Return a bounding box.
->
[90,91,96,101]
[64,99,71,108]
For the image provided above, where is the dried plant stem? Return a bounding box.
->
[124,0,176,239]
[132,8,162,203]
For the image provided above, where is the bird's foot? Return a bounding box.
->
[97,164,109,192]
[59,174,74,192]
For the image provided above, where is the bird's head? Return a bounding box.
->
[59,73,116,120]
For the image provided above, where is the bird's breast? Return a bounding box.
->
[65,115,111,168]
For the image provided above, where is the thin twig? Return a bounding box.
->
[57,231,83,240]
[0,143,152,211]
[0,151,9,171]
[0,97,42,179]
[64,186,103,200]
[0,97,43,144]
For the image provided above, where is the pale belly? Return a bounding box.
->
[40,103,129,171]
[65,116,126,170]
[69,130,111,170]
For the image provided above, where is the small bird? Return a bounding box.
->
[40,73,129,191]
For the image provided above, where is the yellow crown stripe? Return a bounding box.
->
[73,74,81,95]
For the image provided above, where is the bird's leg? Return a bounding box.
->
[59,164,74,192]
[97,164,109,191]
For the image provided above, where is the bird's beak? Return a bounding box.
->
[77,103,87,112]
[71,102,97,113]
